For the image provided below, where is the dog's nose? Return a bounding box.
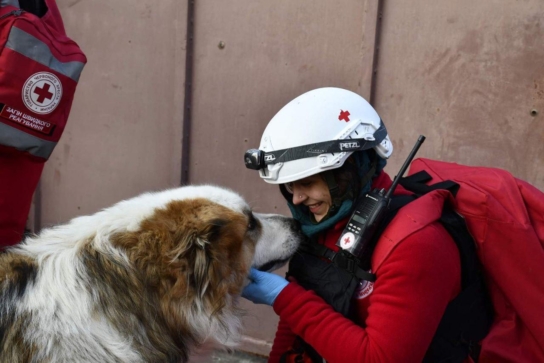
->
[288,219,309,245]
[289,219,302,232]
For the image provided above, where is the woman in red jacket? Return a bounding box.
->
[242,88,466,363]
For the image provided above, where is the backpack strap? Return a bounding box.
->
[399,172,493,363]
[422,206,493,363]
[400,170,460,197]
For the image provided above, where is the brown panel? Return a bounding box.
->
[374,1,544,190]
[39,1,187,226]
[190,0,378,356]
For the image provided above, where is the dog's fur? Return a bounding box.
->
[0,185,303,363]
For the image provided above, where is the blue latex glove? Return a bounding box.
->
[242,268,289,306]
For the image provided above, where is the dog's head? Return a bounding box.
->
[96,185,303,345]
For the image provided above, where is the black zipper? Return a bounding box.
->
[0,9,25,20]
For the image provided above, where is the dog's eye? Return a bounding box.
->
[248,214,257,231]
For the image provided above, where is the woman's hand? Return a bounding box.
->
[242,268,289,306]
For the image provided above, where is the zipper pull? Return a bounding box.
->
[0,9,25,20]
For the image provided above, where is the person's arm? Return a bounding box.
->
[273,223,461,363]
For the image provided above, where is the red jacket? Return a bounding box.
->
[269,172,462,363]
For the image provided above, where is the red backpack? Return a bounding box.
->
[374,158,544,362]
[0,0,86,247]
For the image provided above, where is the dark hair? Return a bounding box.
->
[330,155,362,201]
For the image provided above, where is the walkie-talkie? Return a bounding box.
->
[336,135,426,260]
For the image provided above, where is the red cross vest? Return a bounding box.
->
[0,0,86,247]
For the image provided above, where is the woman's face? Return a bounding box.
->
[286,174,332,222]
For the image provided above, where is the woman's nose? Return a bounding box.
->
[293,193,305,205]
[292,187,306,205]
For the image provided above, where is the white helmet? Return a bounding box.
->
[244,87,393,184]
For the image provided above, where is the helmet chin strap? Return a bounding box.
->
[322,170,339,209]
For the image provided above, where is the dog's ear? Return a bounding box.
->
[170,218,228,298]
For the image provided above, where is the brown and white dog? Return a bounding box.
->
[0,185,303,363]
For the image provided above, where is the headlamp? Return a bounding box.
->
[244,149,265,170]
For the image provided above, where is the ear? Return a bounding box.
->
[173,219,228,298]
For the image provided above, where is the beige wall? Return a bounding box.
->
[375,1,544,182]
[39,0,187,227]
[38,0,543,358]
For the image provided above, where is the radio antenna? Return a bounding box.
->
[384,135,426,199]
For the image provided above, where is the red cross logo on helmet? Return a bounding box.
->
[339,110,350,122]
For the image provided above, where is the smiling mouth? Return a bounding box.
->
[307,202,323,212]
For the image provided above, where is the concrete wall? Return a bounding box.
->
[36,0,543,358]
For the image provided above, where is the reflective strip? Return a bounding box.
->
[6,26,84,82]
[0,0,20,7]
[0,121,56,159]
